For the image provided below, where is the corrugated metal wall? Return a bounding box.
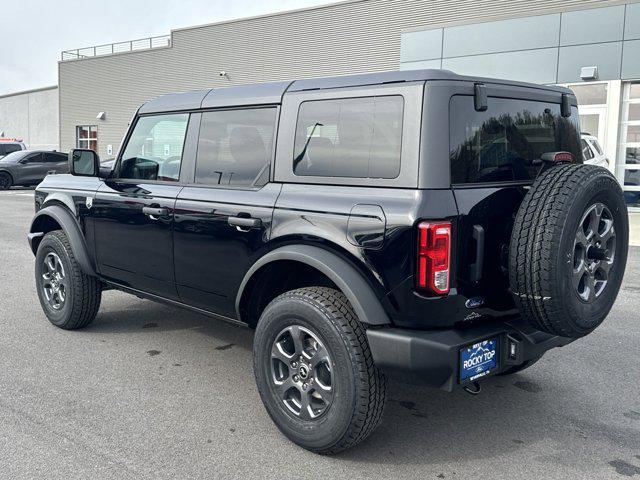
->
[59,0,630,157]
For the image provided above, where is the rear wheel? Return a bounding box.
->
[0,172,12,190]
[35,230,102,329]
[510,165,628,338]
[253,287,386,454]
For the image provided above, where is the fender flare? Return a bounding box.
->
[28,205,97,277]
[235,244,391,325]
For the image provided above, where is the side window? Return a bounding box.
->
[25,153,43,163]
[293,96,404,179]
[119,114,189,182]
[44,152,67,163]
[582,139,594,160]
[195,108,276,188]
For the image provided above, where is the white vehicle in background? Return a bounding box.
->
[0,139,27,158]
[581,133,609,168]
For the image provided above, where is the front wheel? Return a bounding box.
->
[253,287,386,454]
[35,230,102,329]
[0,172,12,190]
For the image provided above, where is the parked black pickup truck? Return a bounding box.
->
[28,70,628,454]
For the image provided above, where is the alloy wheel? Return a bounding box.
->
[270,325,334,420]
[42,252,68,310]
[572,203,616,302]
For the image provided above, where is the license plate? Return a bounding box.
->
[460,337,499,382]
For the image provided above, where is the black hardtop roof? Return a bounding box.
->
[138,69,574,114]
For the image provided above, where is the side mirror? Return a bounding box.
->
[69,149,100,177]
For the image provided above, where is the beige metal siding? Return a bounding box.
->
[59,0,629,157]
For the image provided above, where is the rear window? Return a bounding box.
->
[0,144,22,156]
[450,96,582,185]
[293,96,403,179]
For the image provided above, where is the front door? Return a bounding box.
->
[92,112,192,300]
[18,152,45,185]
[173,107,279,318]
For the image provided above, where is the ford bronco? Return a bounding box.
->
[28,70,629,454]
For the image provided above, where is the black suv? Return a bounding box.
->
[28,70,629,454]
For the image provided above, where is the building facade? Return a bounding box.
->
[0,86,59,151]
[57,0,640,207]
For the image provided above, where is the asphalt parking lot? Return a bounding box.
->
[0,188,639,480]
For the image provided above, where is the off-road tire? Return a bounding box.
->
[0,172,12,190]
[35,230,101,329]
[510,164,628,338]
[253,287,386,454]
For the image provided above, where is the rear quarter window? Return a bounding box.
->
[293,96,404,179]
[449,96,582,185]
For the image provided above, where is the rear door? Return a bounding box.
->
[449,92,582,311]
[173,107,280,318]
[43,152,69,175]
[92,112,195,299]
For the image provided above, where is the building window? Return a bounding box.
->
[619,82,640,209]
[570,83,608,106]
[76,125,98,152]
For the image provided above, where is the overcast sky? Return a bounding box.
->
[0,0,334,96]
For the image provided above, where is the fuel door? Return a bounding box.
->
[347,204,386,250]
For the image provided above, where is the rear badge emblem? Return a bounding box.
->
[86,197,93,209]
[465,297,485,309]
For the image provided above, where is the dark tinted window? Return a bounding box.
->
[450,96,582,184]
[44,152,67,163]
[0,144,22,155]
[24,153,43,163]
[195,108,276,188]
[293,96,403,179]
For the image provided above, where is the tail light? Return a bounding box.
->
[541,151,573,163]
[416,221,451,295]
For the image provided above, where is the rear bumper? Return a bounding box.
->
[366,320,574,391]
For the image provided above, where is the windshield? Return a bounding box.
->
[0,150,27,163]
[450,96,582,184]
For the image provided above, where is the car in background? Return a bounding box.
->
[0,150,68,190]
[581,133,608,168]
[0,139,27,158]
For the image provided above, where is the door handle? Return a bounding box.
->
[228,216,262,231]
[143,206,169,219]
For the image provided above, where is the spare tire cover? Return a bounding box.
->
[509,164,628,338]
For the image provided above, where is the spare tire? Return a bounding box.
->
[510,164,628,338]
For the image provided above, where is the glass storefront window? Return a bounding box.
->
[571,83,608,105]
[619,82,640,208]
[626,147,640,164]
[627,125,640,143]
